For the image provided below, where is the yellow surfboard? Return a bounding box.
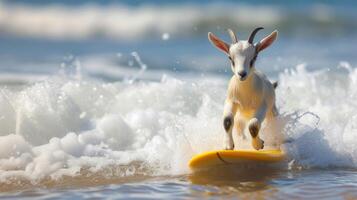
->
[189,149,285,171]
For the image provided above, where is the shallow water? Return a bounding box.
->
[1,169,357,199]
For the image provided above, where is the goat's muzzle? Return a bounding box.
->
[237,71,247,81]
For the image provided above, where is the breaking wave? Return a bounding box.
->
[0,62,357,189]
[0,2,356,40]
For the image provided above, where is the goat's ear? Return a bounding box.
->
[256,30,278,52]
[208,32,230,55]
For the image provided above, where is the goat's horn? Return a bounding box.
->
[248,27,264,44]
[227,28,238,43]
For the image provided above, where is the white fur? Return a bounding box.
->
[208,29,278,150]
[229,41,256,80]
[225,67,276,150]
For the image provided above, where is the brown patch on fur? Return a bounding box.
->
[249,124,259,138]
[223,116,232,132]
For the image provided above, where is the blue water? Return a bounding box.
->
[5,0,357,6]
[0,0,357,199]
[1,170,357,199]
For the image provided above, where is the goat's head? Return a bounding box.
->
[208,27,278,81]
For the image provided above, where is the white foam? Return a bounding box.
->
[278,63,357,168]
[0,63,357,184]
[0,3,322,40]
[1,2,352,40]
[162,33,170,41]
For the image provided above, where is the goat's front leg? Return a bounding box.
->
[249,102,267,150]
[223,99,236,150]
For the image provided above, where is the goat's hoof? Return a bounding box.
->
[248,119,260,138]
[224,142,234,150]
[252,138,264,150]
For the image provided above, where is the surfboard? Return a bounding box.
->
[189,149,285,171]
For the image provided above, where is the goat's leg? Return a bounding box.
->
[248,102,267,150]
[223,99,237,150]
[234,112,246,140]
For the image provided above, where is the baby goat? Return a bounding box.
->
[208,27,278,150]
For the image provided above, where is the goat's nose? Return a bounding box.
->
[238,71,247,78]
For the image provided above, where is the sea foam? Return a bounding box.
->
[0,63,357,185]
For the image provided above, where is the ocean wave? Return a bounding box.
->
[0,62,357,189]
[279,63,357,168]
[0,3,355,40]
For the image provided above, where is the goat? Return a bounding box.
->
[208,27,278,150]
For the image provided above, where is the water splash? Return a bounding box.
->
[0,63,357,187]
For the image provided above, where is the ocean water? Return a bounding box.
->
[1,0,357,199]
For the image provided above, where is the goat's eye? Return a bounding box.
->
[250,55,257,68]
[228,56,234,66]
